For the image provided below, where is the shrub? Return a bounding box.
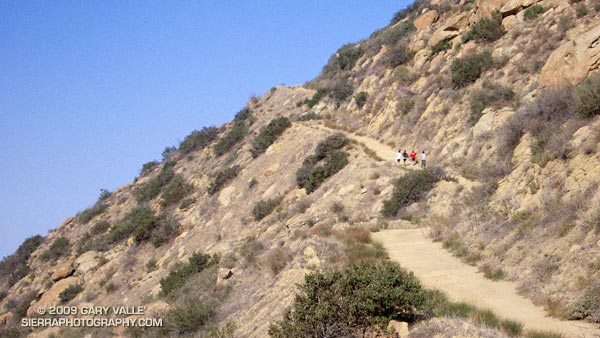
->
[133,166,175,202]
[469,11,504,42]
[213,108,253,157]
[140,161,159,176]
[0,235,43,286]
[575,72,600,118]
[297,111,321,121]
[77,202,108,224]
[40,237,70,261]
[382,167,445,217]
[59,284,83,303]
[160,252,218,297]
[382,42,413,68]
[390,3,420,24]
[268,262,431,338]
[240,236,264,266]
[451,50,494,88]
[160,176,194,207]
[469,80,515,124]
[252,197,283,221]
[430,40,451,57]
[328,78,354,104]
[304,89,326,108]
[323,44,364,74]
[354,91,368,108]
[482,265,506,280]
[296,134,350,194]
[497,114,525,156]
[98,188,111,201]
[179,197,196,210]
[524,4,547,20]
[381,22,416,46]
[179,126,219,154]
[107,207,178,246]
[576,4,588,17]
[165,301,215,335]
[208,165,240,196]
[266,247,293,275]
[250,117,292,157]
[90,220,110,235]
[569,281,600,322]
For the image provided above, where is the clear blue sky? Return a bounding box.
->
[0,1,411,257]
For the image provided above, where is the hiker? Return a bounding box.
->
[397,150,402,164]
[410,150,417,164]
[421,151,427,168]
[402,150,409,165]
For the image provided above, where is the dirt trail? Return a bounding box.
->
[373,229,600,337]
[310,123,599,336]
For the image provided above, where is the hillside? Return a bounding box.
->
[1,0,600,337]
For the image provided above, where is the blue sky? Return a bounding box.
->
[0,1,410,257]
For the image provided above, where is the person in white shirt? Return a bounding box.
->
[396,150,402,164]
[421,151,427,168]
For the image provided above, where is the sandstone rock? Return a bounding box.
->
[75,251,99,274]
[59,216,75,228]
[471,0,510,23]
[51,260,74,281]
[539,25,600,86]
[502,15,519,30]
[145,300,170,317]
[414,10,439,31]
[473,107,514,138]
[218,186,236,206]
[27,277,79,317]
[500,0,541,15]
[0,311,13,326]
[217,268,234,284]
[413,49,430,70]
[429,13,469,47]
[388,320,410,337]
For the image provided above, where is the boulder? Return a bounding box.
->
[51,260,74,281]
[429,13,470,47]
[388,320,410,337]
[414,10,439,31]
[539,25,600,86]
[27,277,79,317]
[75,251,99,274]
[471,0,510,23]
[502,15,519,30]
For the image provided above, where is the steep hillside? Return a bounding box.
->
[1,0,600,337]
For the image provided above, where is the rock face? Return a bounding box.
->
[388,320,410,337]
[539,25,600,86]
[429,13,470,46]
[471,0,509,23]
[500,0,541,15]
[75,251,99,274]
[51,260,74,281]
[27,277,79,317]
[413,10,439,31]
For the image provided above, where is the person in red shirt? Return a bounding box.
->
[409,150,417,164]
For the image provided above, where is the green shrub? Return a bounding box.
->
[160,252,218,297]
[134,166,175,202]
[297,111,321,121]
[304,89,326,108]
[213,108,253,157]
[179,197,196,210]
[296,134,350,194]
[165,301,215,335]
[524,4,547,20]
[323,44,364,74]
[250,117,292,157]
[469,11,504,42]
[382,167,445,217]
[179,126,219,154]
[107,207,178,247]
[40,237,70,261]
[576,4,588,17]
[451,50,494,88]
[390,3,420,24]
[0,235,43,286]
[575,72,600,118]
[381,21,416,46]
[208,165,240,196]
[482,265,506,280]
[268,262,431,338]
[240,236,264,266]
[160,176,194,207]
[354,91,368,108]
[77,202,108,224]
[252,197,283,221]
[140,161,159,176]
[328,78,354,103]
[382,42,413,68]
[469,80,515,124]
[90,220,110,235]
[430,40,451,57]
[59,284,83,303]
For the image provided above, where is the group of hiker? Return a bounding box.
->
[397,149,426,168]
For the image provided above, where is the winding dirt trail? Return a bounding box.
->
[372,229,600,338]
[308,123,600,337]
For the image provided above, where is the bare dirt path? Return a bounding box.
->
[372,229,600,338]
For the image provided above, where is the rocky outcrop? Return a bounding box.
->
[429,13,470,47]
[50,260,74,281]
[500,0,541,15]
[539,25,600,86]
[471,0,510,23]
[75,251,99,274]
[27,277,79,317]
[414,10,439,31]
